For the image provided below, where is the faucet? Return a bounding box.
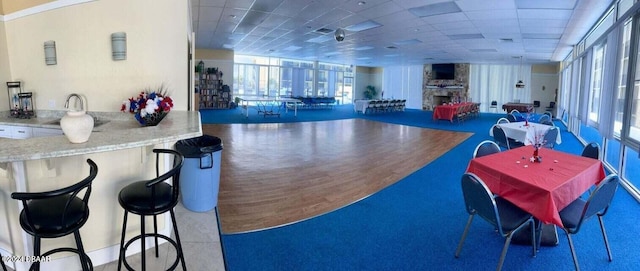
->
[64,93,84,111]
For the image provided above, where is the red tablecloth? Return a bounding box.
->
[433,102,473,122]
[466,147,606,226]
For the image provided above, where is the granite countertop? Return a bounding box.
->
[0,110,202,163]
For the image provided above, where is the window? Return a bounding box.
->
[614,19,632,138]
[235,56,352,101]
[588,42,606,124]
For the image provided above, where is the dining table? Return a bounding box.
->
[466,146,606,246]
[502,102,534,113]
[490,122,561,146]
[432,102,473,122]
[354,99,372,113]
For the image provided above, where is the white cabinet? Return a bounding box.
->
[32,127,64,138]
[11,126,33,139]
[0,125,62,139]
[0,125,30,139]
[0,125,11,138]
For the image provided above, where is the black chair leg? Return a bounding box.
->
[153,214,159,258]
[170,209,187,271]
[31,237,41,271]
[118,211,128,271]
[0,257,6,271]
[140,215,146,271]
[73,230,91,271]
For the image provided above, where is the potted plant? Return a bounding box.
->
[364,85,377,99]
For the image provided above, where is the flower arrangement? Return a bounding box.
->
[121,85,174,126]
[526,127,547,163]
[524,105,534,126]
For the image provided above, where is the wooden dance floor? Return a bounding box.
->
[203,119,472,233]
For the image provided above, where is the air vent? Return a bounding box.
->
[386,46,398,49]
[500,38,514,42]
[314,28,334,34]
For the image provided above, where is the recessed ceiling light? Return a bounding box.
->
[358,1,366,6]
[409,2,461,17]
[230,15,237,19]
[354,46,374,51]
[393,39,422,45]
[345,20,382,32]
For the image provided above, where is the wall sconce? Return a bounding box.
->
[44,41,56,65]
[111,32,126,60]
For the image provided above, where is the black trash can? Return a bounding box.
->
[175,135,223,212]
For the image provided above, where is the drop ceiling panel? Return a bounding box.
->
[456,0,517,11]
[357,1,404,18]
[198,6,224,21]
[419,12,468,24]
[191,0,615,65]
[199,0,227,7]
[465,10,518,20]
[514,0,577,9]
[517,9,573,20]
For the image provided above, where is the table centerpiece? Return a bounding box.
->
[121,85,174,126]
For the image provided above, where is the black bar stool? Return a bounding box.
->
[11,159,98,271]
[117,149,186,271]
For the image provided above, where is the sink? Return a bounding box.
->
[46,119,109,127]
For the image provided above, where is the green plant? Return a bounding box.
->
[364,85,377,99]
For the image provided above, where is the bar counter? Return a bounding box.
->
[0,110,202,271]
[0,111,202,162]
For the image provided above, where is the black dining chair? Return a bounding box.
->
[538,114,553,126]
[496,117,510,124]
[489,101,498,112]
[542,127,559,149]
[558,174,619,271]
[473,140,501,158]
[581,142,601,160]
[455,173,536,271]
[11,159,98,271]
[506,113,517,123]
[492,125,511,150]
[545,101,556,111]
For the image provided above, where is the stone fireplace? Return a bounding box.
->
[422,64,470,110]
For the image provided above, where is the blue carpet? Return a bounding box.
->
[203,105,640,271]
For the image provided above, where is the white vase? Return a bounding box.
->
[60,110,94,143]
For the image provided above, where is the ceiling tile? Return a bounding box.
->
[192,0,615,66]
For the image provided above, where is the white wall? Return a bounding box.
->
[195,48,234,88]
[355,66,382,100]
[0,22,12,111]
[383,65,423,109]
[3,0,190,112]
[531,73,559,111]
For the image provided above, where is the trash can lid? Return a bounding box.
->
[176,135,223,157]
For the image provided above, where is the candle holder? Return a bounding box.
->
[7,81,35,119]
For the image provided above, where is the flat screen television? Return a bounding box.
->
[432,63,455,80]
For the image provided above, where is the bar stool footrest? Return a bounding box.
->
[120,233,183,271]
[30,247,93,271]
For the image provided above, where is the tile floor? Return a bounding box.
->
[2,202,228,271]
[94,202,227,271]
[0,203,225,271]
[5,201,226,271]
